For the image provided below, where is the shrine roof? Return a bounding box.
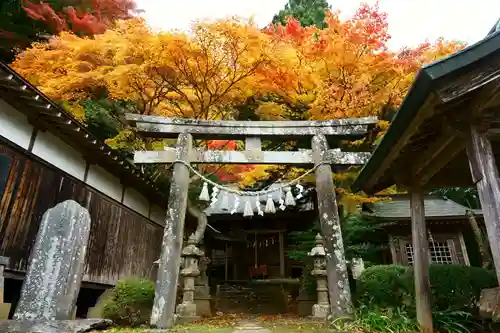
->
[362,194,482,220]
[353,27,500,194]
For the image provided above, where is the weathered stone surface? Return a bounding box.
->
[126,114,378,140]
[151,133,192,329]
[176,234,203,323]
[309,234,330,319]
[0,318,112,333]
[479,287,500,321]
[312,135,352,318]
[0,256,9,266]
[311,304,329,319]
[195,246,212,317]
[14,200,91,321]
[134,149,370,166]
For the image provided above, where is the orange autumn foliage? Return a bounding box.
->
[11,5,466,190]
[262,3,466,121]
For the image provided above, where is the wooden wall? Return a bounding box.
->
[0,139,163,286]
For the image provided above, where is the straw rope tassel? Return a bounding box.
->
[265,194,276,213]
[199,182,210,201]
[243,198,254,217]
[285,187,296,206]
[210,186,219,207]
[278,188,286,211]
[231,196,240,215]
[256,195,264,216]
[220,190,229,211]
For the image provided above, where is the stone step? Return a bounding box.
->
[215,284,288,315]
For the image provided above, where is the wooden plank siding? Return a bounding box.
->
[0,138,163,286]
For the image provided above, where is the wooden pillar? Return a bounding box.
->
[254,232,258,268]
[410,188,433,333]
[466,125,500,282]
[224,243,229,282]
[311,134,352,317]
[279,232,285,277]
[150,133,192,329]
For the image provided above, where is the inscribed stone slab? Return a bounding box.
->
[14,200,91,320]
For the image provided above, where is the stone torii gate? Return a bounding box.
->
[126,114,377,328]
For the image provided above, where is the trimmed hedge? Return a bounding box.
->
[404,264,497,312]
[102,278,155,327]
[355,264,408,308]
[355,264,497,313]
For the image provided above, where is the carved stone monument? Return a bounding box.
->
[13,200,91,321]
[176,234,203,323]
[194,243,212,317]
[308,234,330,319]
[0,256,11,319]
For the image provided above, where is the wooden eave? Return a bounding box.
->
[353,30,500,194]
[0,63,167,206]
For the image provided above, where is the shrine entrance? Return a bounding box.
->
[126,114,377,328]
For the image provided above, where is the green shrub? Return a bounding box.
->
[403,264,497,312]
[102,278,155,327]
[354,264,498,332]
[355,265,409,308]
[331,305,418,333]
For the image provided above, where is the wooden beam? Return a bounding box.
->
[417,136,465,186]
[150,133,192,329]
[134,148,370,165]
[279,232,285,277]
[410,188,433,333]
[410,127,457,177]
[466,125,500,283]
[126,114,377,139]
[312,134,352,318]
[364,95,438,191]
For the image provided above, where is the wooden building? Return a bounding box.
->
[204,184,316,284]
[362,195,481,266]
[0,63,170,314]
[352,25,500,332]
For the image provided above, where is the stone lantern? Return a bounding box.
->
[308,233,329,319]
[176,234,204,323]
[194,241,212,317]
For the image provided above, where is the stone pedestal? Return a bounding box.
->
[308,234,330,320]
[176,234,203,323]
[0,256,11,319]
[479,287,500,322]
[194,245,212,317]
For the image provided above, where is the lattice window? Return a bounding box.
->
[405,241,454,265]
[429,241,454,264]
[405,243,414,264]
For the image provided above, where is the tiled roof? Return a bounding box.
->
[363,195,482,219]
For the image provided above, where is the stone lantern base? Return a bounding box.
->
[176,303,201,324]
[311,304,329,319]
